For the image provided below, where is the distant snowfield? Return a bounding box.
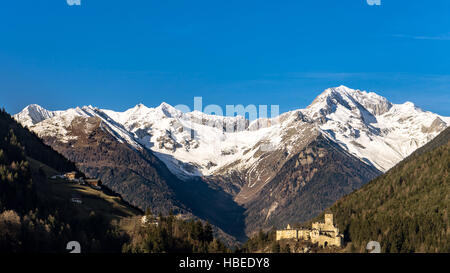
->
[15,86,450,178]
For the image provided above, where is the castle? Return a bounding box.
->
[276,214,343,247]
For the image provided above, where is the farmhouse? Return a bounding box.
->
[276,214,343,247]
[64,171,77,180]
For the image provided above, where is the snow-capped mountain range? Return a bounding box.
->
[15,85,449,178]
[13,85,450,237]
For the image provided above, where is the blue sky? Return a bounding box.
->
[1,0,449,116]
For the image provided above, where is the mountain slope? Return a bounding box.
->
[323,126,450,253]
[41,114,188,215]
[244,134,381,233]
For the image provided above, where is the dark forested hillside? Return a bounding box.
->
[322,127,450,253]
[0,108,136,252]
[0,109,76,173]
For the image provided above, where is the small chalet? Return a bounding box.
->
[64,171,77,180]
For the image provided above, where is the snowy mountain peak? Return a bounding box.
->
[15,104,55,127]
[158,101,171,108]
[25,104,44,111]
[402,101,415,108]
[126,103,149,114]
[156,101,176,111]
[307,85,393,119]
[130,103,150,111]
[314,85,357,98]
[154,102,183,119]
[331,85,355,94]
[81,105,96,111]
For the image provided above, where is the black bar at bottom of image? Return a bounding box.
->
[2,253,446,272]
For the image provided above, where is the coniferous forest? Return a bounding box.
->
[323,127,450,253]
[123,211,229,253]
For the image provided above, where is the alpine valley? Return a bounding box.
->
[14,86,450,242]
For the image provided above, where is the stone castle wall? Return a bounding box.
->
[276,229,298,241]
[276,214,343,247]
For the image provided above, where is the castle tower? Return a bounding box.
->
[324,213,333,226]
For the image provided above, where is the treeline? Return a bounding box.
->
[123,211,229,253]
